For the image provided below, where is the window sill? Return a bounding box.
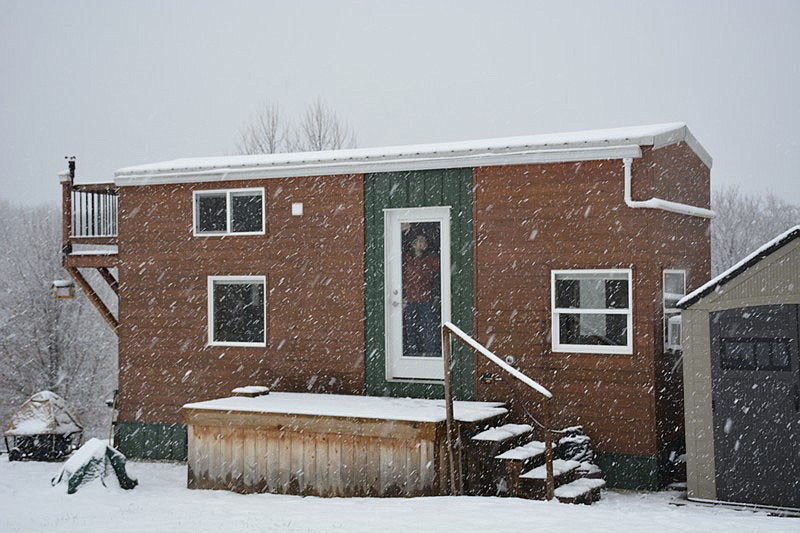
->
[552,344,633,355]
[194,231,265,237]
[207,341,267,348]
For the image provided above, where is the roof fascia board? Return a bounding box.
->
[114,144,642,187]
[651,125,712,168]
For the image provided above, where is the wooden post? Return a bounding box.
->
[543,399,554,501]
[61,176,72,259]
[442,324,459,495]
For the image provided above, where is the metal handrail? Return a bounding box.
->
[441,321,555,500]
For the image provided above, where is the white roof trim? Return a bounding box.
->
[115,145,642,186]
[113,122,710,186]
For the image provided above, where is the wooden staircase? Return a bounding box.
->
[462,421,606,504]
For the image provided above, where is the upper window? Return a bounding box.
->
[663,270,686,351]
[551,269,633,354]
[208,276,266,346]
[193,188,265,236]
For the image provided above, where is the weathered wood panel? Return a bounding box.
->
[185,412,449,497]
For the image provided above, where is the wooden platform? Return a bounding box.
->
[182,392,506,497]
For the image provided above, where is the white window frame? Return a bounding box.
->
[551,269,633,355]
[663,269,686,350]
[193,187,266,236]
[207,275,267,347]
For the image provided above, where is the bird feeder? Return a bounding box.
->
[52,279,75,300]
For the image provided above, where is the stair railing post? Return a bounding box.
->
[544,398,554,501]
[442,324,459,495]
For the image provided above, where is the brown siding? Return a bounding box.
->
[117,175,365,424]
[473,144,710,458]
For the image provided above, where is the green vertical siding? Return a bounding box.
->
[364,169,474,399]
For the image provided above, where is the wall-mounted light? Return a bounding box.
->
[52,279,75,300]
[291,202,303,217]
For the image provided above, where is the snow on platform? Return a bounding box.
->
[495,440,547,461]
[554,478,606,499]
[183,392,507,424]
[520,459,582,480]
[472,423,532,442]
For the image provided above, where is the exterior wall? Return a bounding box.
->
[681,308,716,500]
[472,142,710,488]
[682,238,800,501]
[116,175,366,436]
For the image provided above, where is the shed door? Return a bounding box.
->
[710,305,800,508]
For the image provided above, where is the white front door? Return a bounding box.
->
[384,207,451,381]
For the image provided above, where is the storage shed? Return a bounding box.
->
[678,225,800,510]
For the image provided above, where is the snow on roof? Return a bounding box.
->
[678,225,800,308]
[183,392,506,424]
[114,122,710,186]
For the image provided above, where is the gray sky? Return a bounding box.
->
[2,0,799,206]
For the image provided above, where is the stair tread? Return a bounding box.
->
[520,459,581,479]
[554,477,606,499]
[495,440,547,460]
[472,423,533,442]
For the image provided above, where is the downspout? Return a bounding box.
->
[623,157,715,219]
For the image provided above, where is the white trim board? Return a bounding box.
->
[112,122,713,187]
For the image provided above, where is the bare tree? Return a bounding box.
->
[711,185,800,275]
[0,201,116,436]
[236,102,286,155]
[237,98,357,154]
[291,98,358,152]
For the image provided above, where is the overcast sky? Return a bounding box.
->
[2,0,799,206]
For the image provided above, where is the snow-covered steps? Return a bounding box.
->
[492,440,550,497]
[472,423,533,442]
[464,424,534,495]
[554,477,606,504]
[519,459,581,500]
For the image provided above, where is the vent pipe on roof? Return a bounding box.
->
[622,157,715,219]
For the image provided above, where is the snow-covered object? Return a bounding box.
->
[554,477,606,499]
[184,392,506,423]
[231,385,269,397]
[495,440,547,461]
[520,459,581,479]
[472,423,532,442]
[51,438,138,494]
[4,391,83,437]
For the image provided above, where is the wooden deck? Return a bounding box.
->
[182,392,507,497]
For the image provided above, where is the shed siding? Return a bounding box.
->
[681,308,716,500]
[682,237,800,502]
[116,175,366,425]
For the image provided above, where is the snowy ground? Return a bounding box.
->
[0,457,795,532]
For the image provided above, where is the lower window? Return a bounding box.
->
[551,269,633,354]
[208,276,266,346]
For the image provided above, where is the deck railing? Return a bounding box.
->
[70,187,118,238]
[441,321,555,500]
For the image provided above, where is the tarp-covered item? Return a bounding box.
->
[51,438,138,494]
[5,390,83,436]
[4,391,84,461]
